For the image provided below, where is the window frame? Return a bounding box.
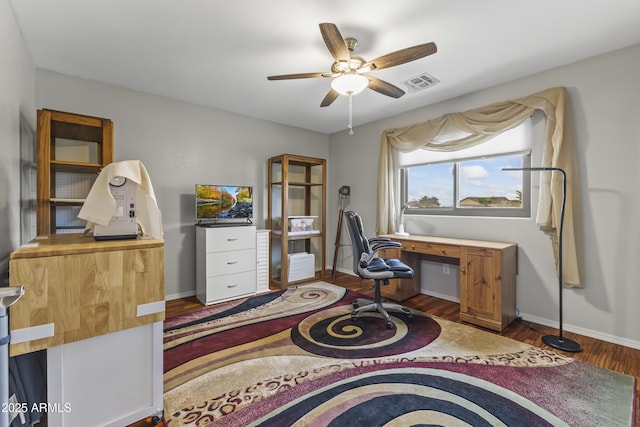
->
[400,149,532,218]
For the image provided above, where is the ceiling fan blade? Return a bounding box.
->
[367,76,405,98]
[320,89,340,107]
[267,72,326,80]
[319,23,350,63]
[362,42,437,71]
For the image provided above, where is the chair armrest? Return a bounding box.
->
[359,253,376,268]
[359,241,402,267]
[370,240,401,253]
[368,237,391,244]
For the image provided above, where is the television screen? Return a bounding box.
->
[195,184,253,220]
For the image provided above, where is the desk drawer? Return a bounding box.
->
[401,241,460,258]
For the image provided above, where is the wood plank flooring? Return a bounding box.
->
[130,271,640,426]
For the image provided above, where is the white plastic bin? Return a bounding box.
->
[288,252,315,281]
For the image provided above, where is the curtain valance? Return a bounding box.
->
[377,87,581,287]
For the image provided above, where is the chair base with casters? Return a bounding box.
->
[344,211,415,329]
[351,279,413,329]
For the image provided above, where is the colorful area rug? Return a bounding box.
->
[163,282,636,426]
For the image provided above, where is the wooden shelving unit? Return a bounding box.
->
[36,109,113,235]
[268,154,326,289]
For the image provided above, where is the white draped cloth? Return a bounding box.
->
[78,160,163,240]
[377,87,581,287]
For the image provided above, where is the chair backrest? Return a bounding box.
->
[344,211,371,276]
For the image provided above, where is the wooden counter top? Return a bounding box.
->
[379,234,515,250]
[11,234,164,259]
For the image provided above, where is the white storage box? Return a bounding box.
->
[288,252,315,281]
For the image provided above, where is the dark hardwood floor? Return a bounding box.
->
[130,271,640,426]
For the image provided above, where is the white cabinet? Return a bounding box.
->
[256,229,270,293]
[196,225,257,305]
[46,323,163,427]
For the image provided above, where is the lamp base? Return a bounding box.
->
[395,224,409,237]
[542,334,582,353]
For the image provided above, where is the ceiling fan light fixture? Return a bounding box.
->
[331,73,369,95]
[336,61,350,72]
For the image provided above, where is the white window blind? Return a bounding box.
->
[398,119,531,166]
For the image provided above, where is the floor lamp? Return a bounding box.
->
[502,167,582,353]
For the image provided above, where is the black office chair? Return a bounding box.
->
[344,211,414,329]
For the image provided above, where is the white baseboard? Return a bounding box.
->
[520,312,640,351]
[165,289,196,301]
[420,288,460,304]
[334,267,356,276]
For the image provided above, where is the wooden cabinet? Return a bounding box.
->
[196,225,257,305]
[268,154,326,289]
[9,234,165,356]
[36,109,113,235]
[380,234,517,331]
[459,246,517,331]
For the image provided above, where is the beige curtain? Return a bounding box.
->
[377,87,581,287]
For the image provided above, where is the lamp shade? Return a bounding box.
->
[331,73,369,95]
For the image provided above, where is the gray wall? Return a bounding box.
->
[328,43,640,348]
[0,0,35,285]
[35,70,330,299]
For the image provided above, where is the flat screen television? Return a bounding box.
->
[195,184,253,222]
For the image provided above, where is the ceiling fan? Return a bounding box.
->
[267,23,438,107]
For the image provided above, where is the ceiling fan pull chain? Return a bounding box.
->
[348,93,354,135]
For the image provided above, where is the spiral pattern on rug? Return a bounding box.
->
[291,305,441,358]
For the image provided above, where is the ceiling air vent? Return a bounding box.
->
[401,72,440,93]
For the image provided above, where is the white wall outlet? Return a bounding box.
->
[442,264,450,275]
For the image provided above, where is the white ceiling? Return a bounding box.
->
[10,0,640,134]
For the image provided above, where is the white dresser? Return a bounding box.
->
[196,225,257,305]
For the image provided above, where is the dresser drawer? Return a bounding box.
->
[205,226,256,252]
[206,249,256,276]
[206,271,256,302]
[401,241,460,258]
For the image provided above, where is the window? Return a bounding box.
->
[399,120,531,217]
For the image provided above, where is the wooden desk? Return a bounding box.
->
[379,234,517,331]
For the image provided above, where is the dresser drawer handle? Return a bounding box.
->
[227,238,238,241]
[227,284,239,288]
[227,261,238,265]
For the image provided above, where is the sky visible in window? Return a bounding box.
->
[408,163,454,207]
[407,155,523,207]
